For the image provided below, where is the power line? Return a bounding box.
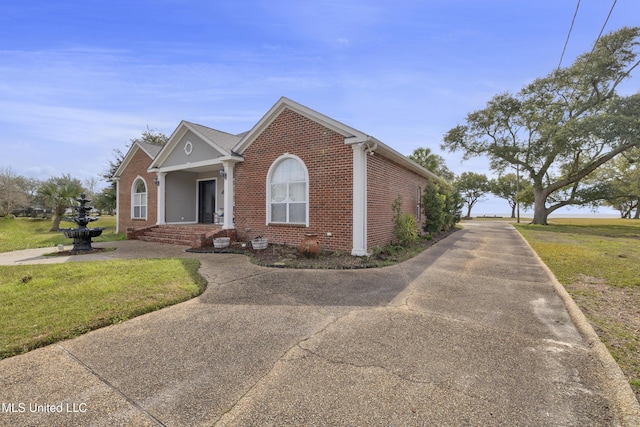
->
[589,0,618,56]
[558,0,581,70]
[581,0,618,74]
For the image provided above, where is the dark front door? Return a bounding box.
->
[198,180,216,223]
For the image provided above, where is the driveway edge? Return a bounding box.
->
[513,225,640,426]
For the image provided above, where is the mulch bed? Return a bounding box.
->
[187,228,459,269]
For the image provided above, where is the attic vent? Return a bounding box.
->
[184,141,193,156]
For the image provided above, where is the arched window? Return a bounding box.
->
[267,155,308,225]
[132,177,147,219]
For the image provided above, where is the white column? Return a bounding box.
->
[351,144,368,256]
[156,172,166,225]
[222,161,235,230]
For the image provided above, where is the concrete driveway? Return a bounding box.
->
[1,221,638,426]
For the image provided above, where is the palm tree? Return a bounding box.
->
[37,175,84,231]
[408,147,455,181]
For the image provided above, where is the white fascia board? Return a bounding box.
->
[183,122,233,157]
[148,154,243,174]
[148,122,188,170]
[113,144,143,178]
[151,159,222,173]
[346,135,444,182]
[149,121,234,171]
[136,143,159,159]
[217,155,244,163]
[233,97,367,154]
[377,143,443,181]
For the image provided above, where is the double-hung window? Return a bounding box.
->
[132,178,147,219]
[268,156,308,225]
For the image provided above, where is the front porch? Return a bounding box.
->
[147,121,243,231]
[127,224,236,248]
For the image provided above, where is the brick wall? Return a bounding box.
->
[117,147,157,232]
[235,108,354,252]
[366,153,429,249]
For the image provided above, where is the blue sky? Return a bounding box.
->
[1,0,638,215]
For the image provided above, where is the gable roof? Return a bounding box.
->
[233,97,370,154]
[113,97,442,181]
[112,140,162,179]
[234,97,442,181]
[183,121,242,153]
[137,140,163,158]
[148,121,243,170]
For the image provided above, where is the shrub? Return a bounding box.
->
[422,182,446,233]
[442,184,463,230]
[422,180,462,233]
[392,195,419,245]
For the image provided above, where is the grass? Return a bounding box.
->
[0,216,207,359]
[0,258,206,359]
[0,215,126,253]
[514,218,640,287]
[514,218,640,400]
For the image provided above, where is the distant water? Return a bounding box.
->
[548,213,620,218]
[475,213,620,219]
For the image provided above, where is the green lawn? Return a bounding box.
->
[514,218,640,398]
[0,215,126,253]
[0,258,206,359]
[0,216,206,360]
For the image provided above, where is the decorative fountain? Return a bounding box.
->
[61,193,104,252]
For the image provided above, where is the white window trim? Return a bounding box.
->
[266,153,309,226]
[131,176,148,220]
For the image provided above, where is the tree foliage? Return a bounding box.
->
[94,186,117,215]
[408,147,455,181]
[104,128,169,184]
[0,167,37,216]
[37,174,84,231]
[588,147,640,218]
[422,180,462,234]
[490,173,533,218]
[442,183,463,228]
[455,172,490,218]
[422,181,446,233]
[442,27,640,224]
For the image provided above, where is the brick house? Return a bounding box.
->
[113,97,440,255]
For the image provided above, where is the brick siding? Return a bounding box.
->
[235,108,354,252]
[366,153,429,249]
[117,147,157,233]
[118,107,434,254]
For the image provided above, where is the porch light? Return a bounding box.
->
[219,169,227,180]
[153,176,160,186]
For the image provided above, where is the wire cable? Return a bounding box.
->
[558,0,581,70]
[584,0,618,67]
[591,0,618,52]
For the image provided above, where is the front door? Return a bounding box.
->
[198,180,216,223]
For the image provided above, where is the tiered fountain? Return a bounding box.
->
[61,193,104,252]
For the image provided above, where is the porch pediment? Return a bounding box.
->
[149,121,243,173]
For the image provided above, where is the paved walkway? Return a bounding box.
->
[1,222,638,426]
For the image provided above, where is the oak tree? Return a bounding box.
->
[455,172,490,218]
[442,27,640,224]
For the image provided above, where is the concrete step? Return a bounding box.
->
[132,224,230,248]
[137,235,193,246]
[157,225,220,232]
[144,230,205,238]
